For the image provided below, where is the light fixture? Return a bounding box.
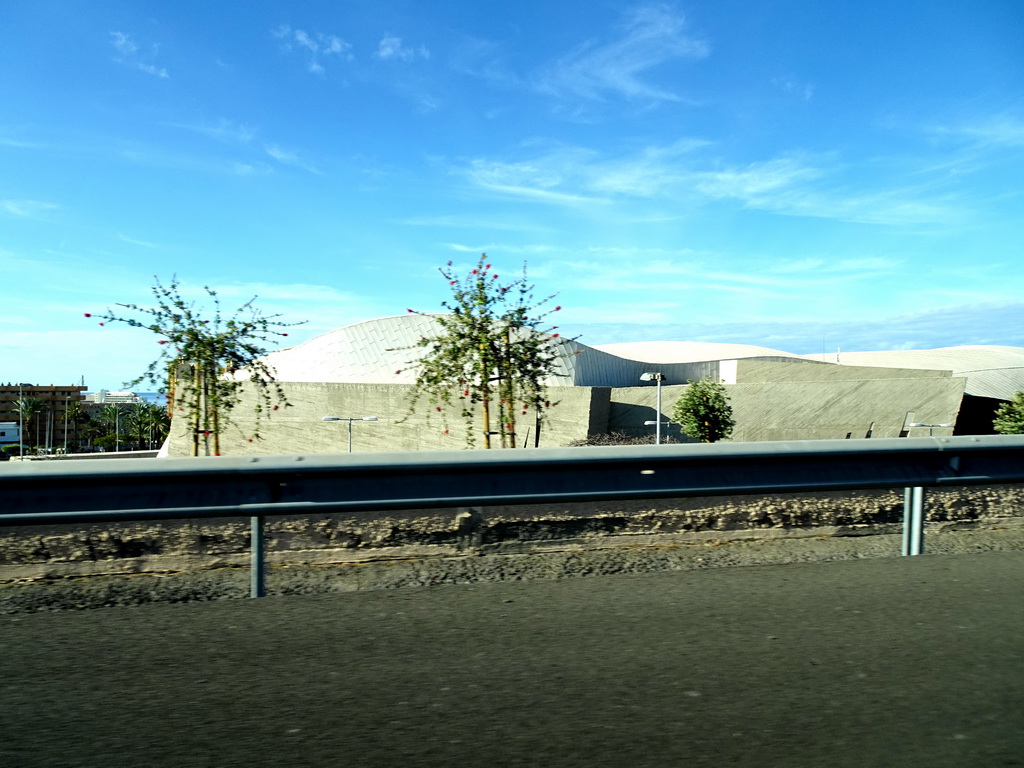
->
[908,422,954,437]
[640,372,667,445]
[321,416,379,452]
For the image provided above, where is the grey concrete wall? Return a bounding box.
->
[730,377,965,441]
[165,382,605,457]
[164,370,969,456]
[736,360,953,383]
[607,376,966,443]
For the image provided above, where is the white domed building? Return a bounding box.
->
[165,315,1024,456]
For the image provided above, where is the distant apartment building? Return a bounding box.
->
[0,383,88,448]
[82,390,150,423]
[85,389,147,404]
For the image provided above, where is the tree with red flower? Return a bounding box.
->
[88,277,304,456]
[399,254,569,448]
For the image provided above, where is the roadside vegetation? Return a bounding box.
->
[399,255,568,448]
[672,378,735,443]
[88,277,303,456]
[993,391,1024,434]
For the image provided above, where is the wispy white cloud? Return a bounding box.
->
[440,242,556,255]
[456,140,704,208]
[929,114,1024,148]
[456,141,961,226]
[182,281,391,336]
[733,182,958,226]
[588,138,710,196]
[2,199,59,218]
[449,36,524,91]
[457,141,705,206]
[273,25,352,74]
[564,304,684,326]
[768,256,899,275]
[117,233,159,248]
[771,77,815,101]
[536,247,903,311]
[167,120,321,174]
[232,161,272,176]
[212,282,357,303]
[693,157,825,200]
[402,214,551,233]
[555,257,785,296]
[110,31,168,79]
[171,119,256,144]
[573,302,1024,354]
[689,156,957,225]
[462,157,607,205]
[537,4,709,103]
[263,144,323,174]
[376,35,429,62]
[455,143,705,208]
[0,135,40,149]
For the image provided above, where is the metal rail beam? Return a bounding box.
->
[4,436,1023,596]
[3,436,1023,525]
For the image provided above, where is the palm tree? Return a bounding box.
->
[122,402,147,449]
[62,400,87,451]
[16,397,46,450]
[97,404,126,450]
[78,416,101,450]
[123,401,169,449]
[149,403,172,448]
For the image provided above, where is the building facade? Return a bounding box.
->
[0,383,88,451]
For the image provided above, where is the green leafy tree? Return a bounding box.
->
[88,277,303,456]
[993,392,1024,435]
[672,378,735,443]
[142,402,171,448]
[122,401,171,449]
[62,400,87,450]
[96,404,126,450]
[15,397,46,448]
[401,255,567,448]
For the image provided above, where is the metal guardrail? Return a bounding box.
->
[3,435,1024,596]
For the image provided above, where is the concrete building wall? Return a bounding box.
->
[606,376,965,443]
[734,360,951,384]
[728,377,965,441]
[165,382,607,457]
[164,369,969,456]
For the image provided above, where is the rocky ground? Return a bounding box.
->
[3,485,1022,614]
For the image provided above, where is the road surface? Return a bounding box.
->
[2,551,1022,767]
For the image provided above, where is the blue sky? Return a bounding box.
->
[2,0,1023,390]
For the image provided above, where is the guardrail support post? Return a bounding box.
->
[251,515,266,597]
[902,486,925,556]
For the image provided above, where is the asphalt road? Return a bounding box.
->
[2,552,1023,768]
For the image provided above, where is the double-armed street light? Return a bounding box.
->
[908,421,954,437]
[321,415,379,453]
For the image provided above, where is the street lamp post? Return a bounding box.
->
[322,416,379,452]
[640,372,667,445]
[908,422,954,436]
[17,383,23,459]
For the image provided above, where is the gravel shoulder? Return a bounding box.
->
[3,515,1023,614]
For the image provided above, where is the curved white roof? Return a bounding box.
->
[258,315,581,386]
[593,340,802,364]
[810,345,1024,400]
[254,316,1024,400]
[256,315,736,388]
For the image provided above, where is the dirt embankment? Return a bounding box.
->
[3,485,1023,613]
